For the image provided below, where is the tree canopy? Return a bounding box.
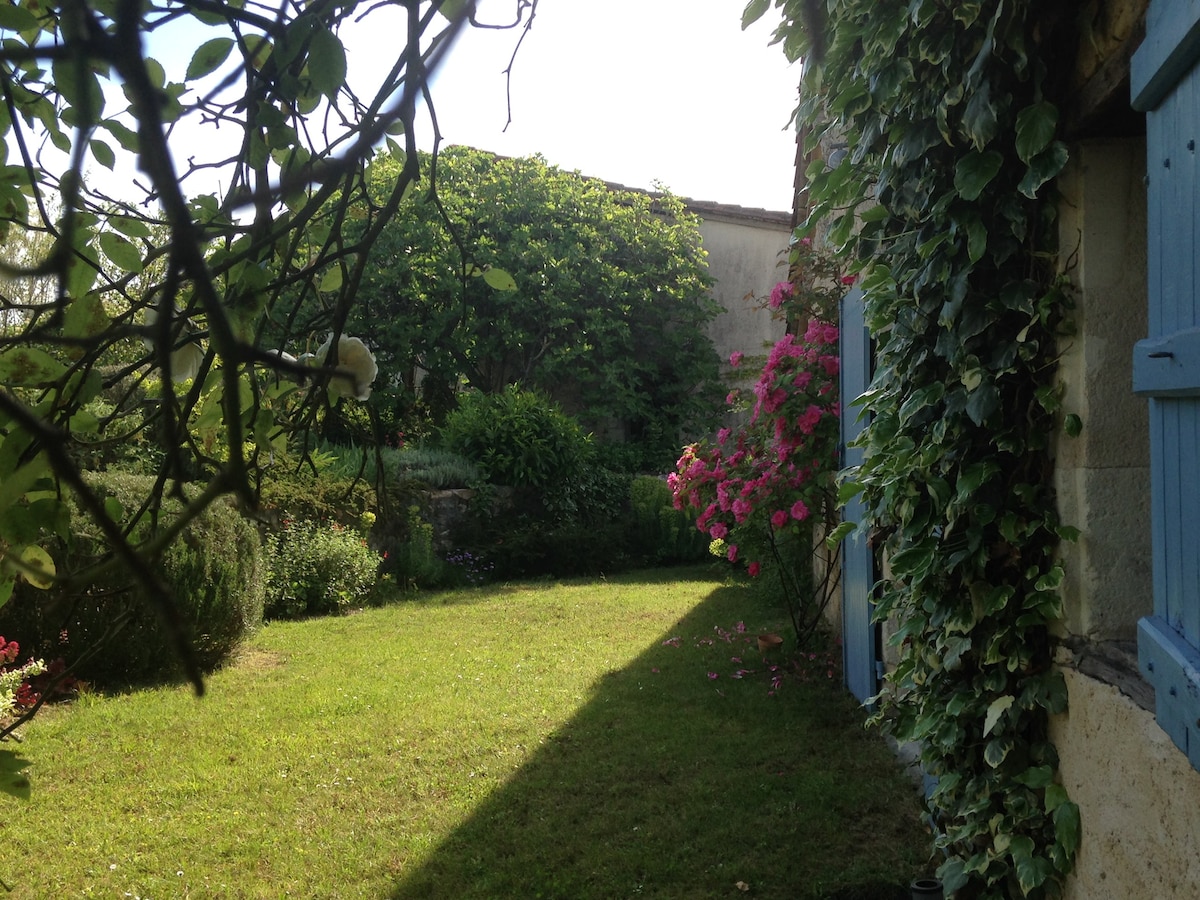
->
[0,0,537,696]
[338,146,724,465]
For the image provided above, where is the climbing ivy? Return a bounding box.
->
[748,1,1081,897]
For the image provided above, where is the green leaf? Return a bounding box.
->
[99,231,144,273]
[102,118,139,152]
[307,27,347,101]
[1015,765,1054,788]
[984,735,1013,767]
[104,496,124,523]
[825,520,857,548]
[242,34,273,70]
[1063,412,1082,437]
[1034,564,1064,591]
[1016,854,1053,894]
[483,267,518,291]
[1015,101,1059,163]
[0,4,38,31]
[65,244,100,298]
[741,0,770,29]
[14,544,54,589]
[0,347,66,385]
[0,453,48,516]
[318,266,343,293]
[983,694,1013,736]
[1018,141,1069,199]
[967,216,987,263]
[89,138,115,169]
[51,58,104,119]
[965,382,1000,425]
[111,216,152,239]
[1044,782,1069,813]
[1054,800,1081,856]
[186,37,235,79]
[63,293,111,339]
[437,0,471,21]
[954,150,1004,201]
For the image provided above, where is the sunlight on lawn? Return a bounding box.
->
[0,570,927,900]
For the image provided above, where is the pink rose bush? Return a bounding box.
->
[669,239,850,645]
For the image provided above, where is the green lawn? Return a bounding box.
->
[0,567,930,899]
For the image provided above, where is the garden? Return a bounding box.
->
[0,2,953,896]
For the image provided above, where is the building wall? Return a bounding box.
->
[1050,138,1200,899]
[693,210,791,394]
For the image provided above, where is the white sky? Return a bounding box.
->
[376,1,803,212]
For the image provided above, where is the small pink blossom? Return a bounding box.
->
[840,273,857,286]
[769,281,794,309]
[748,561,761,577]
[707,671,719,680]
[709,521,728,540]
[729,351,744,367]
[797,404,824,435]
[791,499,810,521]
[770,509,788,529]
[727,544,738,563]
[717,427,731,445]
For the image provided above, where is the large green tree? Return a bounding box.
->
[344,147,724,465]
[0,0,535,710]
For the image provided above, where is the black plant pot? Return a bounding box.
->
[910,878,944,900]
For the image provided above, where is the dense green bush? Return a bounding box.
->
[440,387,590,490]
[377,504,444,591]
[263,520,381,619]
[385,445,479,490]
[257,462,376,529]
[629,476,710,565]
[0,471,265,686]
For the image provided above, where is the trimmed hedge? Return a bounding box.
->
[0,471,265,686]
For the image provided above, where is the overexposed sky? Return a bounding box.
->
[364,1,803,212]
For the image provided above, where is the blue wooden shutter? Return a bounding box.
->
[1131,0,1200,768]
[840,285,878,704]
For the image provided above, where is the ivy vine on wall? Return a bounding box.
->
[747,0,1082,896]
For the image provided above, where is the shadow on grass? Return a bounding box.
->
[0,749,32,800]
[389,578,928,900]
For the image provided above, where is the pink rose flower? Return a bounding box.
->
[748,561,761,577]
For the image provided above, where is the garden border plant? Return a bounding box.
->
[670,236,845,649]
[747,1,1082,897]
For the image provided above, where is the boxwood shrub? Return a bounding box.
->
[0,471,265,686]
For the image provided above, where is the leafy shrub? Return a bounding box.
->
[257,463,376,529]
[440,386,590,490]
[629,475,710,565]
[264,520,381,619]
[385,445,480,489]
[380,504,445,591]
[0,470,265,686]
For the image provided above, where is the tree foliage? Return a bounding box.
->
[342,146,724,465]
[0,0,537,712]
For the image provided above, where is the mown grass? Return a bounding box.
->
[0,567,930,899]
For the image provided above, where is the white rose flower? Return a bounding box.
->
[143,304,205,382]
[313,333,378,401]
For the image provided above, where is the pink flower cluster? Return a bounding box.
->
[669,310,841,578]
[0,636,19,666]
